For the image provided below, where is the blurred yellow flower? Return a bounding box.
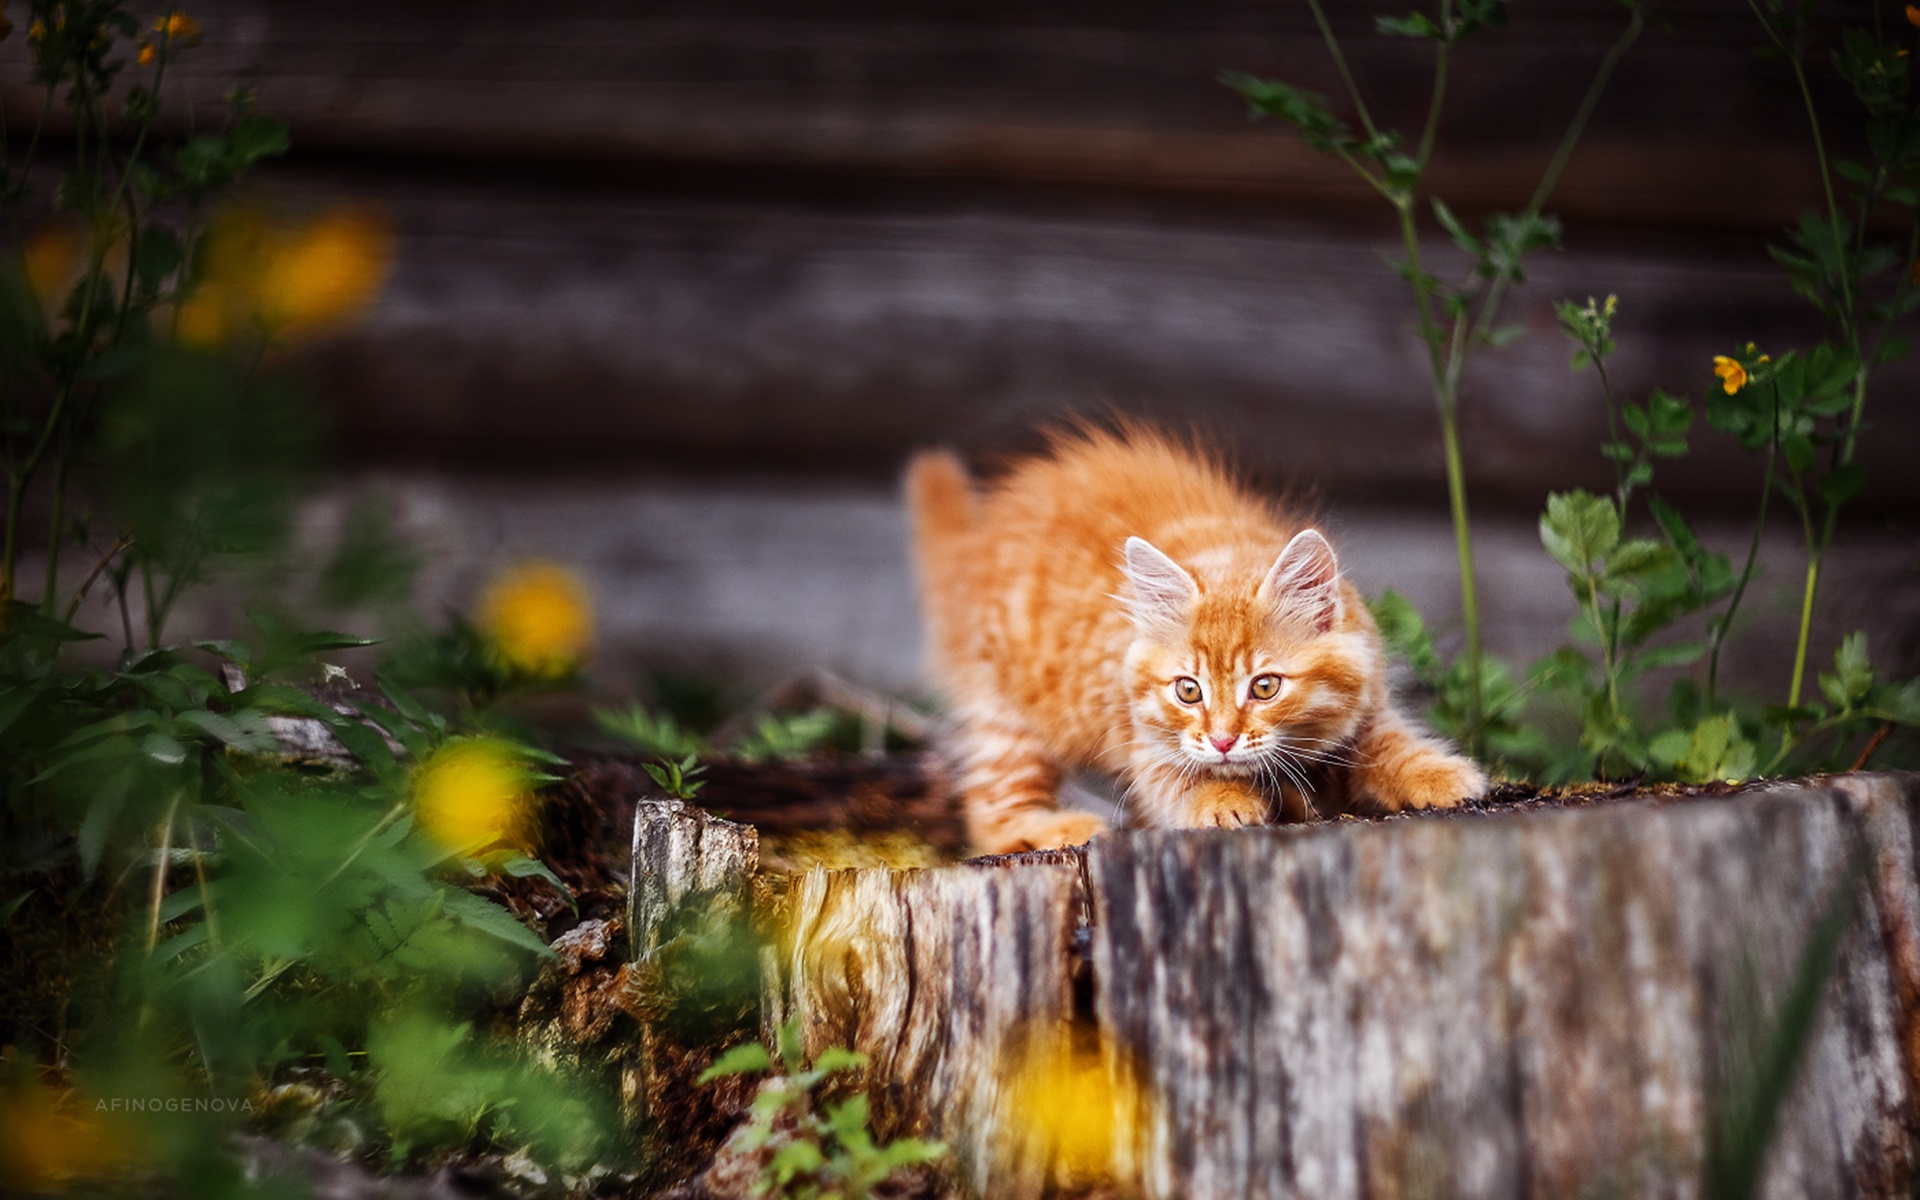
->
[0,1077,132,1190]
[153,10,199,41]
[135,40,154,65]
[1004,1045,1136,1182]
[1712,355,1747,395]
[22,223,82,311]
[258,209,394,331]
[175,206,393,347]
[1907,4,1920,29]
[413,740,532,854]
[478,561,594,677]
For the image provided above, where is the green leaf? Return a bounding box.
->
[1217,71,1354,152]
[812,1047,869,1074]
[175,708,279,754]
[194,639,253,669]
[133,226,184,293]
[1540,490,1621,576]
[438,888,554,958]
[1605,538,1672,579]
[1639,642,1707,670]
[75,343,154,381]
[698,1042,773,1083]
[1818,464,1867,508]
[881,1138,949,1168]
[1431,198,1482,257]
[1820,632,1875,712]
[1375,12,1443,37]
[768,1139,825,1185]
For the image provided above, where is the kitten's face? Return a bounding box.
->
[1121,531,1372,783]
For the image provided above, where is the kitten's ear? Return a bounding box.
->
[1259,529,1341,634]
[1122,536,1199,631]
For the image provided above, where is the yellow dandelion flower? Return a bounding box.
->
[0,1078,135,1190]
[254,208,394,335]
[413,740,532,854]
[22,223,82,311]
[27,17,44,41]
[136,40,154,65]
[153,11,199,41]
[478,561,594,677]
[171,206,393,347]
[1003,1044,1142,1182]
[1712,355,1747,395]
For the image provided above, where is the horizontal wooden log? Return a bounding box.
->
[0,1,1852,228]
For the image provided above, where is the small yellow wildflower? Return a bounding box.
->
[1907,4,1920,29]
[255,208,395,333]
[413,740,532,854]
[1712,355,1747,395]
[27,17,44,40]
[135,40,154,65]
[22,223,82,310]
[153,10,199,42]
[478,561,594,677]
[173,206,393,346]
[0,1077,135,1190]
[1003,1043,1141,1182]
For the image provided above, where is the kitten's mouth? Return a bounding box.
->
[1188,747,1261,776]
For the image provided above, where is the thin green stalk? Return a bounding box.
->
[1787,556,1821,710]
[40,441,69,614]
[145,792,182,953]
[1470,8,1644,348]
[1303,0,1384,142]
[1,378,74,598]
[1414,0,1454,174]
[1708,385,1780,707]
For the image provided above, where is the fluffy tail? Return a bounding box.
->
[903,449,977,635]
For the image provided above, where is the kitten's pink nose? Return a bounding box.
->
[1209,734,1237,754]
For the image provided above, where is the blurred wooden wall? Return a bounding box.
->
[8,1,1916,693]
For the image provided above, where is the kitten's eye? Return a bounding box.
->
[1172,677,1203,705]
[1249,674,1282,701]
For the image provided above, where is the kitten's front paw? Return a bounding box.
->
[973,809,1110,855]
[1387,754,1487,811]
[1186,779,1270,829]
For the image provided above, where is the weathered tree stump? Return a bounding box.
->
[627,773,1920,1198]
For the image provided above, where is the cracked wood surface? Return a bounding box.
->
[1089,775,1920,1198]
[631,775,1920,1198]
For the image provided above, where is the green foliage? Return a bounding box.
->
[1706,848,1867,1199]
[700,1019,948,1200]
[0,3,620,1187]
[643,753,706,801]
[733,708,839,763]
[1369,590,1543,770]
[1226,2,1649,757]
[593,702,704,759]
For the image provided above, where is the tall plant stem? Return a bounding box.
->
[1,379,73,599]
[1787,555,1821,709]
[1708,385,1780,707]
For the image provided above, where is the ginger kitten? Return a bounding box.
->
[906,428,1486,854]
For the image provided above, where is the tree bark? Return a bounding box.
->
[634,775,1920,1198]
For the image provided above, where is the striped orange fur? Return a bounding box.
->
[906,427,1486,853]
